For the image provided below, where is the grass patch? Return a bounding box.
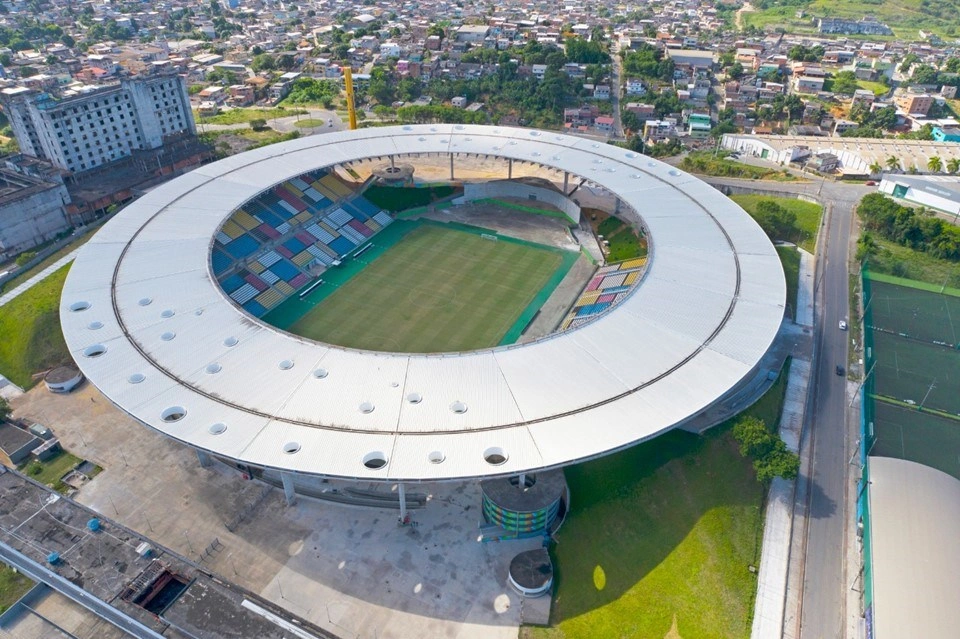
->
[858,80,890,97]
[778,246,801,321]
[293,118,329,128]
[867,238,960,288]
[22,451,82,493]
[741,0,954,39]
[681,152,798,181]
[730,195,823,253]
[362,185,458,212]
[597,217,624,237]
[0,264,71,389]
[193,106,305,125]
[524,369,790,639]
[605,226,647,262]
[0,564,32,614]
[288,224,568,352]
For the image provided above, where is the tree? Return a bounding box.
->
[856,231,879,262]
[753,199,798,240]
[250,53,276,72]
[868,161,883,176]
[830,70,859,95]
[886,156,900,171]
[0,396,10,423]
[928,156,943,173]
[249,118,268,131]
[754,440,800,482]
[620,109,641,133]
[947,158,960,174]
[733,416,775,458]
[727,62,744,80]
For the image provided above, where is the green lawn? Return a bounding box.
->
[867,238,960,289]
[858,80,890,98]
[293,118,329,128]
[362,185,458,212]
[288,224,566,352]
[730,195,823,253]
[524,369,789,639]
[0,264,71,389]
[22,451,82,493]
[778,246,801,321]
[606,226,647,262]
[0,564,32,614]
[193,106,305,125]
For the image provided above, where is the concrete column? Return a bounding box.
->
[518,473,526,487]
[196,449,212,468]
[508,158,513,179]
[563,171,569,193]
[449,154,455,180]
[390,155,395,169]
[281,472,297,506]
[398,482,407,522]
[615,197,622,214]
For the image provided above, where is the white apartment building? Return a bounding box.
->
[0,71,196,173]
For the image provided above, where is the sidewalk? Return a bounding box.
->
[751,245,816,639]
[0,249,78,308]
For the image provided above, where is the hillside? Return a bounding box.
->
[744,0,960,38]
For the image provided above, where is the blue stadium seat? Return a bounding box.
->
[225,234,260,259]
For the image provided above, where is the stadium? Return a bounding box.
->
[59,125,785,522]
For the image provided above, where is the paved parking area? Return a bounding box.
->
[10,383,538,639]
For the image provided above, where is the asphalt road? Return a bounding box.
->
[699,174,869,638]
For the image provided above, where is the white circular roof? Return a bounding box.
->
[60,125,785,481]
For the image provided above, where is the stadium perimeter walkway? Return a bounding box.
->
[0,248,79,308]
[752,249,814,639]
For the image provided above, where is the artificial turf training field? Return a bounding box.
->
[863,273,960,480]
[282,221,572,352]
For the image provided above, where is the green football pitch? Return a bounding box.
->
[286,223,570,352]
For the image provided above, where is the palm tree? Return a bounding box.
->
[886,155,900,172]
[947,157,960,174]
[928,155,943,173]
[868,161,883,176]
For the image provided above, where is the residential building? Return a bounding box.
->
[625,78,646,96]
[0,71,195,174]
[895,91,935,116]
[595,116,614,132]
[687,113,712,139]
[794,75,826,93]
[852,89,876,109]
[593,85,610,100]
[644,119,677,143]
[834,120,859,136]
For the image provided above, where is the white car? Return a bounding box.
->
[839,320,848,331]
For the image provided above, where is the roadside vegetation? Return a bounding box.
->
[731,195,823,252]
[524,367,791,639]
[199,128,300,158]
[778,245,801,320]
[681,152,798,181]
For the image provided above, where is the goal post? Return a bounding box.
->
[481,233,498,242]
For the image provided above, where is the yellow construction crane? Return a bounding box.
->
[343,67,358,130]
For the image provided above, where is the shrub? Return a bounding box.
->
[15,251,36,267]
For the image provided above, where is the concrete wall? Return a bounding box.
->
[453,180,581,223]
[0,183,71,257]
